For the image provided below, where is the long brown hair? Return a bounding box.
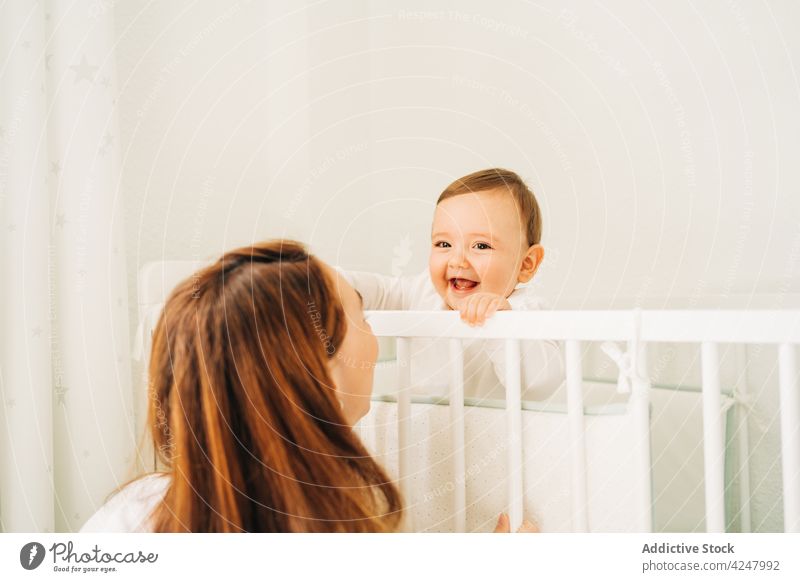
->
[146,240,402,532]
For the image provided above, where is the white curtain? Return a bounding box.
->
[0,0,135,533]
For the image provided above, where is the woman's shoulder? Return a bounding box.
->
[80,473,170,533]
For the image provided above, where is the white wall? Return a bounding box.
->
[115,0,800,302]
[113,0,800,531]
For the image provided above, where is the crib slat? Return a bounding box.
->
[734,344,752,532]
[701,342,726,532]
[778,343,800,532]
[629,339,654,532]
[505,339,524,533]
[449,339,466,532]
[396,337,413,531]
[565,340,589,532]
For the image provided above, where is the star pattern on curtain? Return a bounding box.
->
[69,55,98,85]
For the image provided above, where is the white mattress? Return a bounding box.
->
[357,370,733,532]
[357,398,646,532]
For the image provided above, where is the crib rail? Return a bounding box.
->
[366,310,800,343]
[365,309,800,533]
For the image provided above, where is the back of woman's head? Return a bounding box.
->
[147,240,402,532]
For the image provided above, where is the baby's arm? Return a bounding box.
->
[335,268,409,310]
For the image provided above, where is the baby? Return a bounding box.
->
[342,168,564,401]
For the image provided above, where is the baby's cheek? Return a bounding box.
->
[431,274,448,295]
[429,257,446,273]
[484,264,514,293]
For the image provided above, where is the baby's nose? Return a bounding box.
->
[448,250,469,268]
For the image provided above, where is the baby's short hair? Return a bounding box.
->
[437,168,542,246]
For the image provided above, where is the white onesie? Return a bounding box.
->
[340,270,564,402]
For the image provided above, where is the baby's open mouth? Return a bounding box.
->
[449,278,479,292]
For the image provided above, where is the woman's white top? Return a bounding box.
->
[342,269,565,401]
[80,474,169,533]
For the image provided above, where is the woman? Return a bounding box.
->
[82,240,401,532]
[82,240,534,532]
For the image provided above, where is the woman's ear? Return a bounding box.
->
[517,244,544,284]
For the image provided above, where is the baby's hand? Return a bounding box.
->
[493,512,539,533]
[459,292,511,326]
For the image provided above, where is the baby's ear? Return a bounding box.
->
[518,244,544,284]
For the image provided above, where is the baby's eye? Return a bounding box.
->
[473,242,493,250]
[434,241,451,248]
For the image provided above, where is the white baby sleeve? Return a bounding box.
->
[484,288,565,401]
[335,268,408,310]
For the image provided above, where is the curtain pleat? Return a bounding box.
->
[0,0,135,533]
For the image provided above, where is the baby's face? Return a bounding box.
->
[429,189,529,310]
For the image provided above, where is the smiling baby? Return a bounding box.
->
[342,168,564,401]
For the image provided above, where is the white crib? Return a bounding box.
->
[357,310,800,533]
[136,262,800,533]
